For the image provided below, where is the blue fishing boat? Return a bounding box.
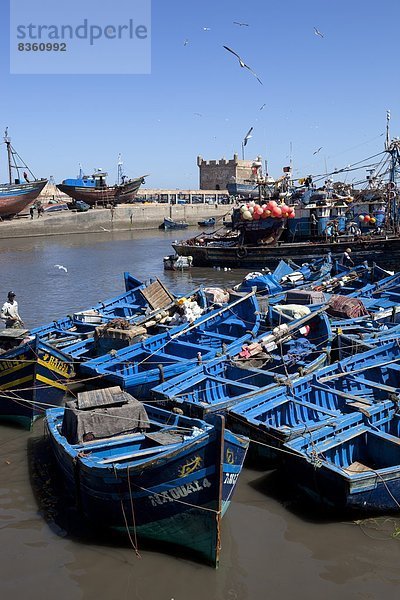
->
[152,308,332,419]
[283,405,400,513]
[57,166,146,206]
[45,387,249,566]
[226,340,400,464]
[0,335,75,429]
[198,217,216,227]
[160,217,189,230]
[80,292,260,398]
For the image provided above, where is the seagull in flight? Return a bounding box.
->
[194,112,203,117]
[54,264,68,272]
[314,27,324,38]
[183,39,189,46]
[233,21,249,27]
[313,147,323,155]
[223,46,263,85]
[203,27,211,31]
[259,103,266,110]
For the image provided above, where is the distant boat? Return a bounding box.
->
[45,388,249,566]
[198,217,216,227]
[159,217,189,230]
[57,164,147,206]
[0,128,47,218]
[163,254,193,270]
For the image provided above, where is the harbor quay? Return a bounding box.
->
[0,201,232,239]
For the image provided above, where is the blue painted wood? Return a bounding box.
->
[80,293,261,398]
[152,310,332,419]
[45,404,249,566]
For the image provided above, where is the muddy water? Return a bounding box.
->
[0,229,399,600]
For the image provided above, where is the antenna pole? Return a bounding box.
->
[386,109,391,150]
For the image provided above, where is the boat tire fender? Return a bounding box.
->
[236,247,247,259]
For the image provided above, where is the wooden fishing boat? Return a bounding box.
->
[283,405,400,513]
[45,387,249,566]
[173,135,400,269]
[57,167,146,206]
[198,217,216,227]
[159,217,189,230]
[226,340,400,464]
[0,129,47,218]
[80,292,261,398]
[152,308,333,419]
[0,335,75,429]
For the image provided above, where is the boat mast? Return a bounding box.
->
[385,109,400,232]
[4,128,12,184]
[117,153,123,185]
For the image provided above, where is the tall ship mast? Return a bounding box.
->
[0,129,47,218]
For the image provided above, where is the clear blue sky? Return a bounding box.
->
[1,0,399,189]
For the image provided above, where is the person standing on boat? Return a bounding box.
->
[340,248,354,268]
[310,212,318,237]
[1,292,24,328]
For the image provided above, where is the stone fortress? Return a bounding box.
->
[197,154,263,190]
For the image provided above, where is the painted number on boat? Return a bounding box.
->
[149,478,211,507]
[224,472,238,485]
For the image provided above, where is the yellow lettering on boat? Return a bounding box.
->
[178,456,202,478]
[38,355,73,377]
[226,448,234,465]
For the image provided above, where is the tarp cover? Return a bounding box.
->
[326,295,368,319]
[62,397,150,444]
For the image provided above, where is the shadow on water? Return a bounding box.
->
[245,466,375,526]
[27,435,217,567]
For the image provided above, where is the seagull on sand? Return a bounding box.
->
[99,226,110,232]
[54,264,68,272]
[314,27,324,38]
[313,147,323,155]
[223,45,263,85]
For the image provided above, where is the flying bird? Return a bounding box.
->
[314,27,324,38]
[243,127,253,146]
[183,39,189,46]
[194,112,203,117]
[223,45,263,85]
[259,103,266,110]
[202,27,211,31]
[233,21,249,27]
[313,147,323,155]
[54,264,68,272]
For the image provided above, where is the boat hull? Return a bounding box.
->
[57,177,143,206]
[45,408,248,566]
[0,339,75,429]
[0,179,48,217]
[173,236,400,270]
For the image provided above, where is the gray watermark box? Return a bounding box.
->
[10,0,151,74]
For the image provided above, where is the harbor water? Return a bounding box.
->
[0,229,399,600]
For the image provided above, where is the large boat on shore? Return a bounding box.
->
[0,129,47,218]
[173,132,400,269]
[57,164,147,206]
